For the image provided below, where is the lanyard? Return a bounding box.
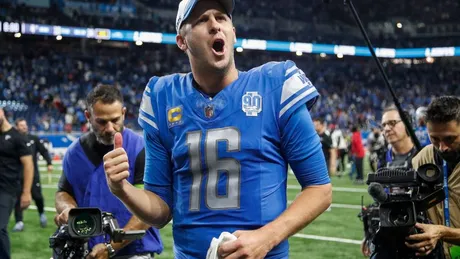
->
[443,160,450,227]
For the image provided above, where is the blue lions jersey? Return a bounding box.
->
[415,126,431,147]
[138,60,330,259]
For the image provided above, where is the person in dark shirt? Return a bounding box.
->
[12,118,53,232]
[380,107,417,169]
[314,118,336,176]
[0,107,33,259]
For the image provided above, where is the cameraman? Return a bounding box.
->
[407,96,460,259]
[361,106,417,257]
[54,85,163,258]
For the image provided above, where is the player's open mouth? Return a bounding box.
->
[212,39,225,55]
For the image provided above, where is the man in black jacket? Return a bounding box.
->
[0,107,33,259]
[12,118,53,231]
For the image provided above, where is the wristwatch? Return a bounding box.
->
[105,243,116,258]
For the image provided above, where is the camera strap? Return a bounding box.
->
[443,160,451,227]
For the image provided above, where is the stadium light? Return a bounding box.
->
[320,53,327,58]
[396,22,403,29]
[337,53,343,59]
[135,40,143,46]
[14,32,21,38]
[296,50,303,56]
[426,56,435,63]
[56,35,62,41]
[97,39,102,43]
[236,47,243,52]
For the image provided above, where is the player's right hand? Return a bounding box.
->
[103,132,130,196]
[55,207,72,226]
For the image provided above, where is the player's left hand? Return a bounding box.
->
[405,223,443,256]
[20,191,31,209]
[87,243,109,259]
[218,229,274,259]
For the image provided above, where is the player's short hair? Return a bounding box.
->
[86,85,124,110]
[15,117,26,125]
[426,96,460,124]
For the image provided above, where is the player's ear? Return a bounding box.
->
[84,109,91,121]
[233,27,237,44]
[122,107,126,117]
[176,34,187,52]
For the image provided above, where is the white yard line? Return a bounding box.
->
[40,184,363,211]
[287,185,366,193]
[32,206,361,245]
[293,233,361,245]
[41,180,367,194]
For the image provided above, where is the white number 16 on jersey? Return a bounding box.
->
[186,127,241,211]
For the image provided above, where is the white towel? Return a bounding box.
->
[206,231,238,259]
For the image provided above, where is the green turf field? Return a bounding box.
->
[9,163,372,259]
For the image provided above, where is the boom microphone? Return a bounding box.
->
[368,182,388,203]
[323,0,422,151]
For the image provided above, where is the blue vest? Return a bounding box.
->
[64,129,163,256]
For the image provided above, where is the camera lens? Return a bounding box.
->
[389,207,411,226]
[71,213,97,236]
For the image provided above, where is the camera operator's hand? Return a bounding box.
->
[87,243,109,259]
[361,238,371,257]
[405,223,443,256]
[55,207,72,226]
[103,132,130,196]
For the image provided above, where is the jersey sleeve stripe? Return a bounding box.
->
[285,65,298,76]
[145,86,151,93]
[279,87,318,118]
[140,94,155,118]
[139,112,159,130]
[280,71,314,104]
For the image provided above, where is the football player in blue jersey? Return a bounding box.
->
[103,0,332,258]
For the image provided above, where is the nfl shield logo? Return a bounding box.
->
[204,105,214,118]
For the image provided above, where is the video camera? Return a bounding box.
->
[49,208,145,259]
[362,164,445,259]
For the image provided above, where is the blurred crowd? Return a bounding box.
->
[0,37,458,133]
[0,0,459,133]
[0,0,459,47]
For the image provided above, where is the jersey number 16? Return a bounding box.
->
[186,127,241,211]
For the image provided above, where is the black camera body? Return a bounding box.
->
[50,208,145,259]
[368,164,444,230]
[364,164,445,259]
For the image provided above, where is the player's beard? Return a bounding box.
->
[89,123,124,146]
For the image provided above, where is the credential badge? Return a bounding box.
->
[242,91,262,116]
